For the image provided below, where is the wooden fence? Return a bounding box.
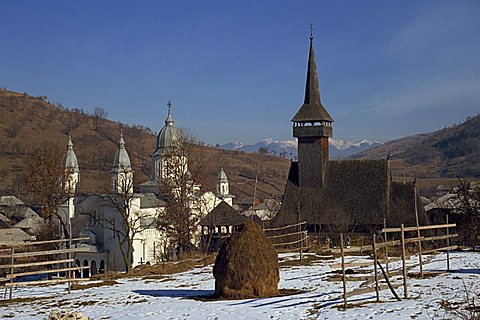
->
[331,220,457,309]
[0,237,91,300]
[264,221,308,260]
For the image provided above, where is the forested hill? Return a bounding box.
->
[0,89,290,202]
[352,115,480,178]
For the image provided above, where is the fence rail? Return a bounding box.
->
[332,218,457,309]
[0,237,91,301]
[264,221,308,261]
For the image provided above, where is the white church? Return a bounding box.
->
[62,102,233,275]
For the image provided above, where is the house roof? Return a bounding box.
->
[253,199,281,212]
[0,228,33,243]
[13,215,43,230]
[0,206,39,221]
[0,196,24,206]
[200,201,247,227]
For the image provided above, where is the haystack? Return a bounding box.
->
[213,220,279,298]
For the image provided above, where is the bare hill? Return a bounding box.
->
[0,89,290,202]
[352,115,480,178]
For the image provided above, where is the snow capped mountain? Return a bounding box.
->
[220,138,382,159]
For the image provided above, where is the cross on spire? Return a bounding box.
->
[167,100,172,115]
[310,23,314,40]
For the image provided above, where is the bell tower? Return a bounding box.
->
[292,30,334,188]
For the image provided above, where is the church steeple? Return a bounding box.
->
[292,29,333,124]
[292,30,333,189]
[63,128,80,219]
[112,129,134,194]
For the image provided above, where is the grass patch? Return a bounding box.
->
[70,280,118,290]
[279,254,328,267]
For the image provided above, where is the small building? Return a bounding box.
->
[199,201,247,252]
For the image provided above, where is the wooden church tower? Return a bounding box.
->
[292,31,334,188]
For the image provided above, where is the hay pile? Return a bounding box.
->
[213,221,279,298]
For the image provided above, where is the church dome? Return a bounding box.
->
[218,168,228,182]
[156,103,181,150]
[65,134,79,173]
[113,132,132,172]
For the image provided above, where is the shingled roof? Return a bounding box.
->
[275,159,419,228]
[292,34,333,123]
[200,201,247,227]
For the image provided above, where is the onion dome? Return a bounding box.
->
[112,131,132,172]
[155,101,181,151]
[218,167,228,182]
[65,133,79,173]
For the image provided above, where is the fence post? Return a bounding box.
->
[298,223,302,261]
[446,214,450,272]
[9,246,14,300]
[373,234,379,302]
[414,185,424,278]
[383,218,389,276]
[401,224,408,299]
[340,233,347,310]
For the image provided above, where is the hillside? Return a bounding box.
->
[0,89,290,203]
[353,115,480,178]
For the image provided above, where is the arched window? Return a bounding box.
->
[91,260,97,276]
[83,260,90,278]
[99,260,105,274]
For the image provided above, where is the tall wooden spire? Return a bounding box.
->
[292,31,333,123]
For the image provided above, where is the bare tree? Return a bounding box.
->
[85,168,154,273]
[448,179,480,246]
[156,129,215,256]
[93,106,108,131]
[25,143,73,240]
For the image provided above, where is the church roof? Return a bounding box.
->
[153,101,181,154]
[139,193,166,208]
[199,201,247,227]
[112,132,132,172]
[292,33,334,123]
[65,133,79,173]
[275,159,421,227]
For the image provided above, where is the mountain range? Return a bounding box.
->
[220,138,382,159]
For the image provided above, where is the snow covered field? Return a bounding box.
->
[1,251,479,319]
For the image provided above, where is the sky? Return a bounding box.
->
[0,1,479,145]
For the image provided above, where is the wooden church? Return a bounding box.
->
[274,32,423,233]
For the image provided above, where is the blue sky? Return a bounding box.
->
[0,1,479,145]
